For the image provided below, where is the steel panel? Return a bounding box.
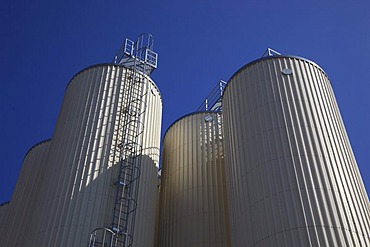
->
[158,112,231,247]
[1,140,51,246]
[223,56,370,246]
[0,202,9,243]
[30,64,161,247]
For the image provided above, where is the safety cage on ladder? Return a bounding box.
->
[89,33,158,247]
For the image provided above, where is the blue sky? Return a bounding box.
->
[1,0,369,203]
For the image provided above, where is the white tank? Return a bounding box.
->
[158,112,231,247]
[31,64,162,247]
[222,55,370,246]
[1,140,51,246]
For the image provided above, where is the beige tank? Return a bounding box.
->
[31,64,162,247]
[158,112,230,247]
[0,140,51,246]
[222,55,370,246]
[0,202,10,243]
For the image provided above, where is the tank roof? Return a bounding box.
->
[225,55,328,95]
[163,111,221,141]
[0,201,10,207]
[24,138,52,160]
[65,63,162,100]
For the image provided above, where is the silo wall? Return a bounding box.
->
[1,139,51,246]
[158,112,230,247]
[222,56,370,246]
[0,202,10,244]
[32,64,161,247]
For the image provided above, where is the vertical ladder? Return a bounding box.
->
[89,33,157,247]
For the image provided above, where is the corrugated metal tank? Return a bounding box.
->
[222,56,370,246]
[158,112,231,247]
[0,140,51,246]
[0,202,10,243]
[32,64,162,247]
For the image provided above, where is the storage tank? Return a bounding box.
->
[158,112,230,247]
[222,55,370,246]
[0,201,10,243]
[0,139,51,246]
[32,64,162,247]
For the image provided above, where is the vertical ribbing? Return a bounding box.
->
[1,140,51,247]
[158,112,231,247]
[223,56,370,246]
[27,64,161,247]
[0,202,9,242]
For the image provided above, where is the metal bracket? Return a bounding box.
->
[261,48,281,57]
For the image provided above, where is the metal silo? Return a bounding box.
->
[222,55,370,246]
[158,112,231,247]
[30,63,162,247]
[0,201,10,243]
[1,139,51,246]
[19,34,160,247]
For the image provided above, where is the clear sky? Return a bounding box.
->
[1,0,369,203]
